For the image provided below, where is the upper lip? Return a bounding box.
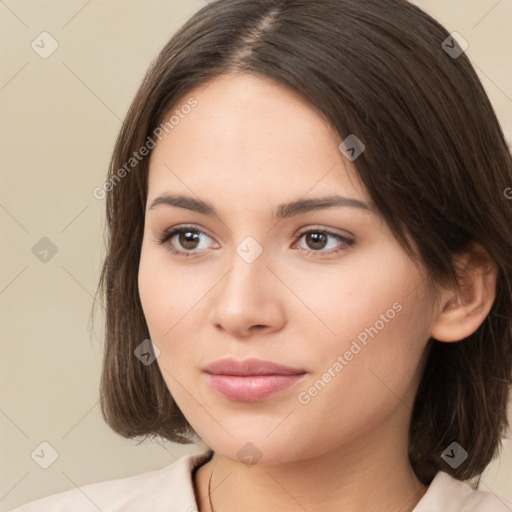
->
[204,358,306,376]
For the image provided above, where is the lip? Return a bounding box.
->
[204,357,305,376]
[203,358,307,402]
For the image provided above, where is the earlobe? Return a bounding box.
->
[430,243,497,343]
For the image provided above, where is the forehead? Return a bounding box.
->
[147,72,368,209]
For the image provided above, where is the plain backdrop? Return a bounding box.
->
[0,1,511,510]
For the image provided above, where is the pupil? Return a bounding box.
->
[307,232,327,250]
[180,230,199,249]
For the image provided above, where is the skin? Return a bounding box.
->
[138,72,497,512]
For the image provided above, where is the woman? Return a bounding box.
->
[10,0,512,510]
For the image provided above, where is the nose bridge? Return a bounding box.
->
[222,234,272,302]
[208,232,285,336]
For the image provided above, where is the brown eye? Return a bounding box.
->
[157,225,218,257]
[177,230,201,250]
[304,232,329,250]
[296,228,354,256]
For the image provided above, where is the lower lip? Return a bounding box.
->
[205,373,306,402]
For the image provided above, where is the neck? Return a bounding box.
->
[194,412,428,512]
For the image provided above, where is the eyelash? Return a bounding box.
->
[157,224,354,259]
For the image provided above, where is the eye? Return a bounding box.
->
[157,225,218,258]
[294,228,354,257]
[156,225,354,259]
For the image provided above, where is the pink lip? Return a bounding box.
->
[203,358,307,402]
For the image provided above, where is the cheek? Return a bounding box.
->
[138,247,204,338]
[282,251,407,346]
[291,253,430,410]
[138,252,169,338]
[291,292,430,456]
[137,246,214,389]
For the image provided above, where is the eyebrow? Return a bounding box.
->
[148,193,373,219]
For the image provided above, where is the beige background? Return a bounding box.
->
[0,1,511,510]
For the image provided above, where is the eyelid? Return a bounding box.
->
[295,224,352,238]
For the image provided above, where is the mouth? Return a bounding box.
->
[203,358,307,402]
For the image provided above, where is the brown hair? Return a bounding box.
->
[95,0,512,487]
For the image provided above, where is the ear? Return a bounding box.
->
[430,243,498,343]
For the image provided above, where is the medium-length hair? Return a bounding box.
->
[95,0,512,487]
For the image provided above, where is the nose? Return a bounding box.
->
[207,245,286,340]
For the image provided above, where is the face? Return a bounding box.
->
[138,72,437,465]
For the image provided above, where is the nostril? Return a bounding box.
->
[250,324,267,331]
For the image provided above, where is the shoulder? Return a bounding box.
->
[414,471,512,512]
[7,449,213,512]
